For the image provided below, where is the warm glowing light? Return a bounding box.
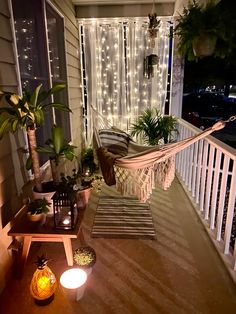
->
[60,269,87,289]
[79,18,171,133]
[37,276,51,294]
[63,217,70,225]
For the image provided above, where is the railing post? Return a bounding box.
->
[224,162,236,254]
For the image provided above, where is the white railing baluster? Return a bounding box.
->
[176,125,183,172]
[176,118,236,280]
[233,239,236,270]
[196,139,203,204]
[184,129,191,184]
[204,145,215,220]
[191,141,199,198]
[179,126,185,177]
[187,131,194,190]
[182,127,188,182]
[216,156,229,241]
[200,141,209,212]
[210,150,222,230]
[224,161,236,254]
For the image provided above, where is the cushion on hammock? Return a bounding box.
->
[99,129,129,157]
[97,147,118,186]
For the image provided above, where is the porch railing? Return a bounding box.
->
[176,118,236,281]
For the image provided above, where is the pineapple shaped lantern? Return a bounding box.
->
[30,255,57,304]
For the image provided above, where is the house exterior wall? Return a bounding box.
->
[0,0,82,294]
[51,0,83,149]
[0,0,29,294]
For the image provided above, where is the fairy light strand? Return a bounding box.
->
[79,17,172,134]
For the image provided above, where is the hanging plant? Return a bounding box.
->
[144,54,159,79]
[174,0,231,61]
[148,13,160,48]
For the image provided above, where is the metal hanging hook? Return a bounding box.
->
[223,115,236,123]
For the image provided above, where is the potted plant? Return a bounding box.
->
[81,147,97,176]
[36,126,77,185]
[60,169,103,209]
[0,84,71,192]
[73,246,96,275]
[174,0,224,60]
[148,13,160,48]
[144,54,159,79]
[130,108,177,145]
[27,198,50,222]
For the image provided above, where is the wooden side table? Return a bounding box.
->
[8,207,85,278]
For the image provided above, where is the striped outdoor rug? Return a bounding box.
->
[91,195,156,239]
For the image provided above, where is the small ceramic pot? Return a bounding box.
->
[27,213,46,223]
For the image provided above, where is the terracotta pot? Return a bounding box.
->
[193,33,217,58]
[27,213,46,223]
[76,188,91,210]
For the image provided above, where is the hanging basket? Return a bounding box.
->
[192,33,217,58]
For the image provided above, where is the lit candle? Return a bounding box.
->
[63,217,71,225]
[37,276,51,295]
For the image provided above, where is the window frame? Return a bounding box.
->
[10,0,71,168]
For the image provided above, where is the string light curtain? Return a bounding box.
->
[78,17,172,143]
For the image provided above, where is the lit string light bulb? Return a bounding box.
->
[79,17,171,137]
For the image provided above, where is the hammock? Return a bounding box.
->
[92,106,231,202]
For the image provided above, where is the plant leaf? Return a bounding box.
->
[26,155,33,171]
[52,126,63,155]
[48,84,66,95]
[30,84,42,107]
[36,146,55,154]
[0,117,10,139]
[43,102,72,113]
[11,119,19,132]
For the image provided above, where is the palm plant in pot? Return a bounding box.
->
[0,84,71,192]
[36,126,77,185]
[130,108,177,145]
[174,0,224,61]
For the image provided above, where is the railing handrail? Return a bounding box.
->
[177,118,236,161]
[176,117,236,284]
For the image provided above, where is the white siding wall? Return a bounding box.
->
[52,0,83,149]
[0,0,82,294]
[0,0,29,294]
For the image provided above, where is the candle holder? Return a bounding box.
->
[53,191,78,230]
[60,268,87,301]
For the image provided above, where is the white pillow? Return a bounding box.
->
[99,129,129,157]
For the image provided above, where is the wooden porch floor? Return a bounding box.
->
[0,178,236,314]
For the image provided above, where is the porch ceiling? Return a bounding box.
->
[72,0,175,5]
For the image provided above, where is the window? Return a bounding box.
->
[12,0,71,163]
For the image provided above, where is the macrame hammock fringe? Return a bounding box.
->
[92,106,233,202]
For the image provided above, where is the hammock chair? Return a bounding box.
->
[91,106,233,202]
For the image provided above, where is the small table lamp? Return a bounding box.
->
[60,268,87,301]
